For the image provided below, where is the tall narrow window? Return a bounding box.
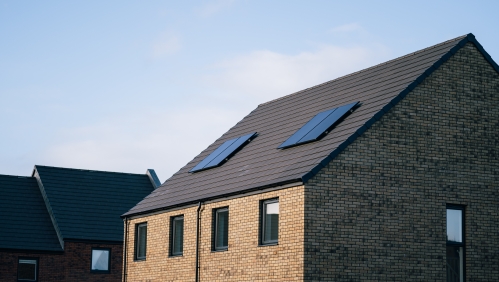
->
[447,206,465,282]
[261,199,279,245]
[171,216,184,256]
[214,207,229,251]
[17,258,38,282]
[135,223,147,260]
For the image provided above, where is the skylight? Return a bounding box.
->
[189,132,257,173]
[278,101,359,149]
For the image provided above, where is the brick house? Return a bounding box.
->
[0,165,159,282]
[121,33,498,281]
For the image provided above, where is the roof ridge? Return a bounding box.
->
[258,34,468,107]
[34,165,146,176]
[0,174,32,178]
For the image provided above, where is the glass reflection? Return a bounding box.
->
[447,209,462,243]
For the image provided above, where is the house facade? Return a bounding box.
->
[122,34,498,281]
[0,165,159,282]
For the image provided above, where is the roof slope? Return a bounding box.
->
[125,33,498,217]
[0,175,62,251]
[35,165,154,242]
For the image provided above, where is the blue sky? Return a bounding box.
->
[1,0,498,182]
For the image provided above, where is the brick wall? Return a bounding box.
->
[0,242,122,281]
[304,42,499,281]
[124,185,305,282]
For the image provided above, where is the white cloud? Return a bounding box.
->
[152,34,181,58]
[40,39,390,182]
[41,105,243,182]
[197,0,235,17]
[203,44,389,105]
[330,23,364,33]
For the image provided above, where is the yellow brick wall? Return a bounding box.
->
[124,185,304,282]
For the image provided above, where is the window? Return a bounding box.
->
[135,223,147,260]
[447,205,465,282]
[171,215,184,256]
[261,199,279,245]
[278,102,358,149]
[17,258,38,282]
[91,248,110,273]
[213,207,229,251]
[190,132,257,173]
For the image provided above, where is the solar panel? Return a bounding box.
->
[278,101,359,149]
[190,132,257,173]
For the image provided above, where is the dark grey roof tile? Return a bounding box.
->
[0,175,62,251]
[124,35,474,216]
[35,165,155,241]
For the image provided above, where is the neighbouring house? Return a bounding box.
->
[0,165,159,282]
[121,33,499,282]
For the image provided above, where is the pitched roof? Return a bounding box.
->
[0,175,62,252]
[124,33,499,217]
[34,165,155,242]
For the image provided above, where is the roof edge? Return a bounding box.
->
[146,169,161,188]
[63,238,124,245]
[301,33,498,183]
[122,179,302,218]
[32,166,65,250]
[0,247,64,254]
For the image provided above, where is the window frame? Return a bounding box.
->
[17,257,39,282]
[90,247,111,273]
[134,222,147,261]
[260,198,279,246]
[170,215,184,257]
[446,204,466,282]
[213,207,229,251]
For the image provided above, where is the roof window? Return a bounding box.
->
[278,102,358,149]
[190,132,257,173]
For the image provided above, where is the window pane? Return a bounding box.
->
[447,209,462,243]
[173,217,184,255]
[91,250,109,271]
[263,201,279,243]
[215,209,229,249]
[137,224,147,258]
[446,246,464,282]
[18,259,37,281]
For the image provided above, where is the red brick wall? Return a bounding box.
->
[0,242,122,282]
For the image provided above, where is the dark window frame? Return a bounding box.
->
[260,198,279,246]
[134,222,147,261]
[90,247,111,274]
[170,215,184,257]
[446,204,466,282]
[212,207,229,251]
[17,257,39,282]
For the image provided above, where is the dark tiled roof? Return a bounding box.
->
[124,33,498,217]
[0,175,62,252]
[35,165,155,242]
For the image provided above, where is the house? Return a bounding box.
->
[121,33,499,281]
[0,165,159,282]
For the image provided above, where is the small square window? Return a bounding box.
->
[91,248,110,273]
[261,198,279,245]
[18,258,38,282]
[214,207,229,251]
[171,215,184,256]
[135,223,147,260]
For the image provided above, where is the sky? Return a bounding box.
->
[1,0,498,182]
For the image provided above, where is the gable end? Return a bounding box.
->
[301,33,499,183]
